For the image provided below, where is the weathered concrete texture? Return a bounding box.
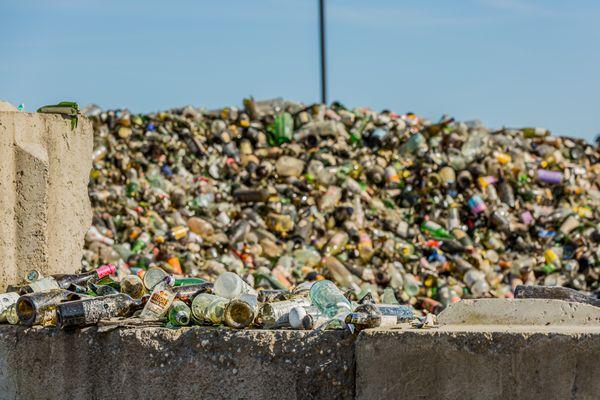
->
[438,298,600,326]
[3,322,600,400]
[357,325,600,400]
[0,326,355,400]
[0,102,17,112]
[0,112,92,290]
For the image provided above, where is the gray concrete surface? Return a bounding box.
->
[357,325,600,400]
[438,298,600,326]
[0,326,355,400]
[0,111,92,290]
[3,321,600,399]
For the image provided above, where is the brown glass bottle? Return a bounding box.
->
[17,290,85,326]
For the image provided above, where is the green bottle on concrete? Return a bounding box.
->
[309,280,352,318]
[168,300,191,326]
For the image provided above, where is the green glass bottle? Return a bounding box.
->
[421,220,453,240]
[168,300,191,326]
[271,112,293,145]
[131,232,151,253]
[309,280,352,318]
[174,277,206,287]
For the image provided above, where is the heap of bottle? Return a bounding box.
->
[0,266,415,331]
[79,98,599,313]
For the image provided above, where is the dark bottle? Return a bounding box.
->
[17,290,85,326]
[514,285,600,307]
[345,304,381,330]
[257,289,291,303]
[57,293,144,328]
[173,283,213,302]
[497,177,515,208]
[19,264,116,294]
[345,303,415,330]
[424,117,454,135]
[53,264,117,289]
[93,284,121,296]
[233,188,270,203]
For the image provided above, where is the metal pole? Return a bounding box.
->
[319,0,327,105]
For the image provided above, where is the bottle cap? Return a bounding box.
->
[96,263,116,278]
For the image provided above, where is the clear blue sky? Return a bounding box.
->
[1,0,599,141]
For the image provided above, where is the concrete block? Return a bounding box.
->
[3,324,600,399]
[437,299,600,326]
[0,102,17,112]
[0,111,92,290]
[0,326,355,400]
[356,326,600,400]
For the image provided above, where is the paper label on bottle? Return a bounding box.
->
[30,277,61,292]
[150,291,170,308]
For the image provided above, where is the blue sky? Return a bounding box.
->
[1,0,599,141]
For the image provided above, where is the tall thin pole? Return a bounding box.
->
[319,0,327,105]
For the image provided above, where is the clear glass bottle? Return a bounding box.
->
[346,303,415,330]
[259,297,311,328]
[302,312,330,330]
[213,272,257,299]
[288,305,320,329]
[309,280,352,318]
[120,274,146,299]
[140,276,175,319]
[6,304,19,325]
[142,267,168,290]
[463,269,489,297]
[0,292,20,322]
[403,274,420,297]
[223,294,258,328]
[324,231,349,256]
[191,293,228,324]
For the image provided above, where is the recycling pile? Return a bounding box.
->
[1,97,599,331]
[84,98,600,305]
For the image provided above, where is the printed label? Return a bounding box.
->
[150,291,170,308]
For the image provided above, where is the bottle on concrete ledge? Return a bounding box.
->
[17,264,116,295]
[0,292,20,323]
[57,293,144,328]
[223,293,259,328]
[309,280,353,318]
[140,276,176,319]
[16,289,85,326]
[191,293,228,324]
[213,272,257,299]
[168,300,191,326]
[260,297,311,328]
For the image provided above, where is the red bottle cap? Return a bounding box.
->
[96,263,116,279]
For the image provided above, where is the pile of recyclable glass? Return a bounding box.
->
[0,267,415,331]
[84,97,599,311]
[2,97,598,331]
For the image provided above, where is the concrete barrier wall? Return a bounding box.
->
[2,324,600,400]
[356,326,600,400]
[0,112,92,290]
[0,326,355,400]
